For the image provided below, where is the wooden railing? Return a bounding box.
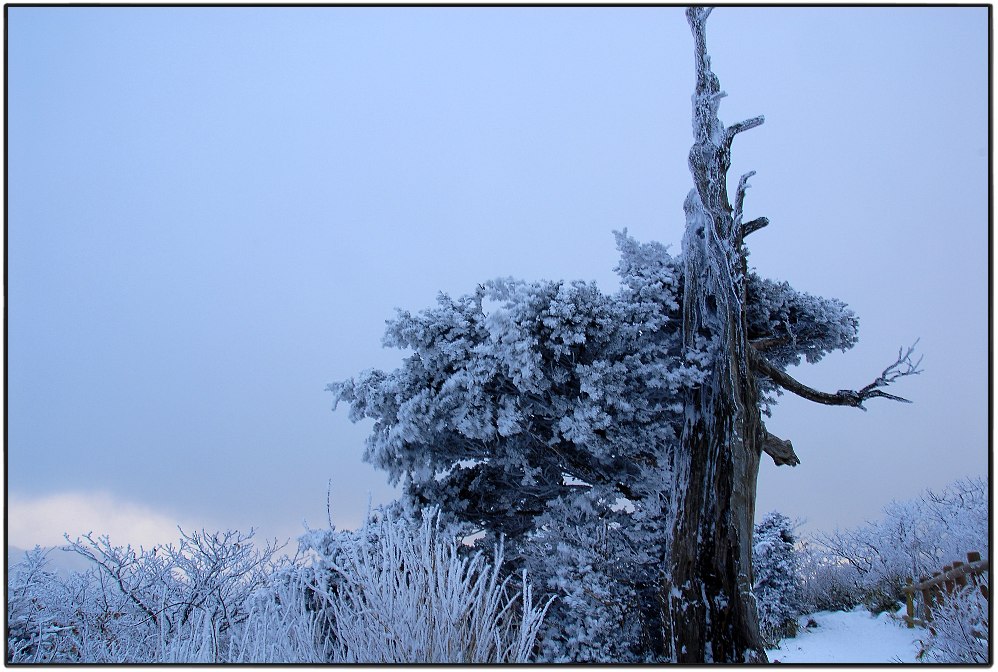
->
[902,551,989,628]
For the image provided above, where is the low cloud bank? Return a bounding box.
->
[7,491,208,550]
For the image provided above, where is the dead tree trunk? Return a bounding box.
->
[663,7,921,663]
[665,7,767,663]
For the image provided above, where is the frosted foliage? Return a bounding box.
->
[330,232,692,660]
[330,230,867,661]
[6,532,328,663]
[329,231,692,540]
[742,275,859,413]
[525,489,670,662]
[7,548,82,663]
[745,275,858,367]
[802,477,987,613]
[7,511,550,664]
[918,584,989,663]
[752,512,804,647]
[299,508,551,663]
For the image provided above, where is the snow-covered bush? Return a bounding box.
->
[797,542,866,614]
[6,548,82,663]
[60,527,287,662]
[9,506,549,664]
[208,567,329,663]
[809,477,986,614]
[752,512,804,647]
[7,530,303,663]
[917,582,989,663]
[299,506,551,663]
[523,492,667,662]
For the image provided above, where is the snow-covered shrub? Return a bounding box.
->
[7,529,296,663]
[7,548,82,663]
[9,505,550,664]
[523,491,667,662]
[7,547,157,663]
[797,542,865,614]
[300,507,551,663]
[752,512,803,647]
[810,477,986,614]
[916,582,989,663]
[205,567,328,663]
[61,527,287,662]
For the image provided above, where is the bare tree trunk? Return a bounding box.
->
[666,189,767,662]
[661,7,920,662]
[664,7,767,663]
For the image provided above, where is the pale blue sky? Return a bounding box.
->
[7,6,989,549]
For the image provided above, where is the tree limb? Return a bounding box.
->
[724,116,765,151]
[762,430,800,467]
[748,336,788,351]
[749,340,922,410]
[743,217,769,236]
[732,171,754,227]
[733,171,770,239]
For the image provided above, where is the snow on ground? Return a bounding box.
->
[766,607,924,664]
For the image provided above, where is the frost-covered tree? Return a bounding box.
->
[330,7,919,663]
[663,8,919,662]
[331,233,689,660]
[752,512,803,647]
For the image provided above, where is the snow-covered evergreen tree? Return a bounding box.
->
[330,232,689,660]
[752,512,803,647]
[331,9,919,661]
[330,230,866,661]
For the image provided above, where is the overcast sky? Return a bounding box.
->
[7,6,988,552]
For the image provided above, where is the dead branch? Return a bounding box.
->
[733,171,754,227]
[743,217,769,236]
[749,340,922,410]
[748,336,788,351]
[733,171,770,240]
[762,430,800,467]
[724,116,765,154]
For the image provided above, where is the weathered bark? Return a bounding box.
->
[762,430,800,467]
[661,7,921,662]
[664,7,768,663]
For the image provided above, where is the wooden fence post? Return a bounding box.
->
[953,560,967,590]
[966,551,988,600]
[926,571,942,623]
[943,564,954,595]
[905,577,915,628]
[902,552,989,629]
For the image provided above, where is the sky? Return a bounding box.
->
[7,6,989,553]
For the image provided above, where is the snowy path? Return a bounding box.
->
[766,608,924,664]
